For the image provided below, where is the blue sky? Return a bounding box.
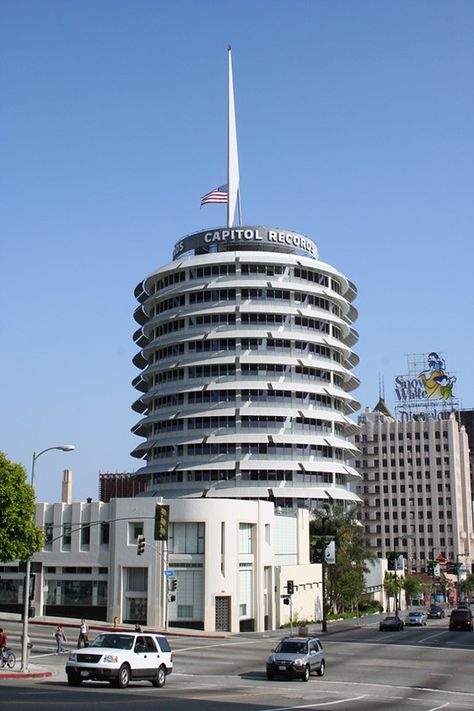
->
[1,1,473,503]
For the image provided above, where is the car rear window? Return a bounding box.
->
[155,636,171,652]
[452,610,469,618]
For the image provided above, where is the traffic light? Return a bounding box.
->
[312,537,326,564]
[154,504,170,541]
[287,580,294,595]
[28,574,36,601]
[170,578,177,591]
[137,534,145,555]
[283,596,290,605]
[386,551,402,571]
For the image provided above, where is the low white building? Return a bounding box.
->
[0,495,324,633]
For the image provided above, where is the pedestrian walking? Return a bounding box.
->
[77,619,89,648]
[54,625,67,654]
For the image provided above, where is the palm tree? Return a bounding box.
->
[310,503,375,614]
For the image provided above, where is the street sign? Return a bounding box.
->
[165,569,174,577]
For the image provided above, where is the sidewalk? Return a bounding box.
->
[0,611,227,637]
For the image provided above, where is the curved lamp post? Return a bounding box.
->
[21,445,75,672]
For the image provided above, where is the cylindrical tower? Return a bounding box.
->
[131,226,360,508]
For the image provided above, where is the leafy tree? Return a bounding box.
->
[311,503,374,614]
[0,451,44,561]
[403,575,423,605]
[460,573,474,596]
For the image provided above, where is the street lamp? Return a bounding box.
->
[21,445,75,672]
[456,553,467,605]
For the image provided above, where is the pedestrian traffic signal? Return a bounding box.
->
[137,534,145,555]
[283,596,290,605]
[287,580,294,595]
[154,504,169,541]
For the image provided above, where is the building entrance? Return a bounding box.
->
[215,595,231,632]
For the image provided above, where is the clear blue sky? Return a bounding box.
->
[1,1,473,503]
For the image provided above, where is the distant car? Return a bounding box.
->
[427,605,445,619]
[379,615,404,631]
[405,611,428,626]
[458,601,470,610]
[66,631,173,688]
[449,608,473,632]
[266,636,325,681]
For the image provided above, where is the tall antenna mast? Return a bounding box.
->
[227,46,241,227]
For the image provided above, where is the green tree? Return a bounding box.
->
[460,573,474,597]
[311,503,374,614]
[403,575,423,605]
[384,572,404,612]
[0,451,44,561]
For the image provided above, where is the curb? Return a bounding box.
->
[0,670,54,679]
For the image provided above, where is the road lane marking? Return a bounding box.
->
[174,638,262,653]
[428,704,449,711]
[321,680,474,698]
[418,632,448,643]
[260,697,367,710]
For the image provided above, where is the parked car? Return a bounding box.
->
[449,608,473,632]
[266,636,325,681]
[66,631,173,688]
[427,605,445,619]
[405,611,428,626]
[379,615,404,631]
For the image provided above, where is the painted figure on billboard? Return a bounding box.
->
[418,352,456,400]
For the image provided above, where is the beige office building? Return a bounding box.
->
[353,400,474,574]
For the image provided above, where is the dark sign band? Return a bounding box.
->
[173,226,318,261]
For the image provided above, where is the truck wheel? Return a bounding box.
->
[67,674,82,686]
[117,664,130,688]
[151,665,166,687]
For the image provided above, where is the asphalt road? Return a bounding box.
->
[2,616,474,710]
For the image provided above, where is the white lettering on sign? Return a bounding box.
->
[268,230,316,256]
[204,228,262,243]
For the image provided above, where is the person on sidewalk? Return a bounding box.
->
[77,619,89,648]
[54,625,67,654]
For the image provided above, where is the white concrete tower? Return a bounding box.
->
[131,226,361,509]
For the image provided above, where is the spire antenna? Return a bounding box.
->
[227,46,241,227]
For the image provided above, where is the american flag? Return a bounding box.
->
[200,184,228,206]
